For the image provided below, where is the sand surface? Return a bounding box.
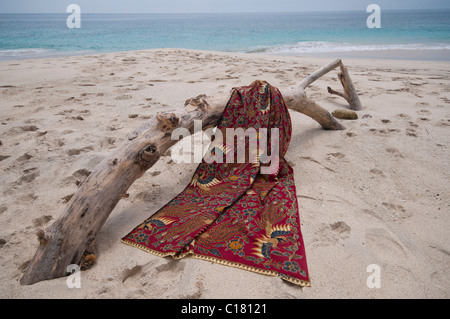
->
[0,48,449,299]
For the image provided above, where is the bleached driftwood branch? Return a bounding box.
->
[327,62,363,110]
[20,59,360,285]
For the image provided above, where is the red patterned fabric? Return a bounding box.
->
[122,80,310,286]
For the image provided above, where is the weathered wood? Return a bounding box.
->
[20,94,223,285]
[284,93,345,130]
[327,63,363,110]
[298,58,342,89]
[20,60,361,285]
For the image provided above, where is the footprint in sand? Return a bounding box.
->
[361,208,382,220]
[417,109,431,115]
[73,168,91,179]
[119,259,181,290]
[326,152,346,164]
[67,146,94,156]
[330,221,351,234]
[181,276,205,299]
[0,155,10,162]
[17,152,33,163]
[441,97,450,104]
[385,148,403,158]
[406,128,418,137]
[17,192,38,203]
[416,110,431,122]
[155,259,186,280]
[369,128,400,135]
[65,96,81,103]
[329,152,346,159]
[435,119,450,127]
[365,228,408,265]
[114,94,132,100]
[370,168,386,177]
[312,221,351,247]
[382,202,406,212]
[8,125,39,135]
[56,109,74,116]
[60,167,93,188]
[15,167,39,185]
[396,113,412,120]
[122,57,137,63]
[32,215,52,228]
[99,137,116,149]
[121,265,143,285]
[381,202,412,222]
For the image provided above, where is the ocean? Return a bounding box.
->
[0,10,449,60]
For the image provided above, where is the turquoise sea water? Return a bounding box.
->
[0,10,449,60]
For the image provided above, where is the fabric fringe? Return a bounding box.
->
[121,238,311,288]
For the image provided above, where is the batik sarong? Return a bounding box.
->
[122,80,310,286]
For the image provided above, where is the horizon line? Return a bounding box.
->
[1,8,450,14]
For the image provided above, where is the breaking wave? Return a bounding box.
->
[249,41,450,54]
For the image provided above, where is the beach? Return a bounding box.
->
[0,48,449,299]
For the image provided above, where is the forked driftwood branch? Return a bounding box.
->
[327,62,363,110]
[20,59,361,285]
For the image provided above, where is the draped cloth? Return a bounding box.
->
[122,80,310,287]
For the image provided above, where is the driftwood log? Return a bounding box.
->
[20,58,361,285]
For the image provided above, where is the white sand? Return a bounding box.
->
[0,48,449,298]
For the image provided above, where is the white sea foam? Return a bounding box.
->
[0,48,93,60]
[0,48,55,60]
[262,41,450,54]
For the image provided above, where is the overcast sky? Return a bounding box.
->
[1,0,450,13]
